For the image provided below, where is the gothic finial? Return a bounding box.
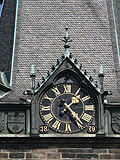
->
[80,64,83,70]
[62,27,72,57]
[63,26,72,49]
[89,76,93,81]
[47,71,50,76]
[74,59,78,64]
[30,65,36,77]
[65,26,68,38]
[61,54,65,59]
[51,65,55,70]
[42,77,45,81]
[69,53,73,58]
[99,65,104,77]
[57,59,60,65]
[30,65,36,91]
[98,65,104,92]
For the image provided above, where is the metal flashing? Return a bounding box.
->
[111,0,120,69]
[10,0,19,87]
[0,0,4,17]
[0,71,11,93]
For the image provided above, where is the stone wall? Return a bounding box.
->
[1,148,119,159]
[0,138,120,159]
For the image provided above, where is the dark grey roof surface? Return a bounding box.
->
[1,0,120,103]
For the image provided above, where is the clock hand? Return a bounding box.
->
[64,102,82,125]
[63,96,80,112]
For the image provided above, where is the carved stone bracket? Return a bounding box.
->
[111,112,120,133]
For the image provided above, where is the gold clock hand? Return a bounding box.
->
[63,96,79,112]
[64,102,82,125]
[63,101,74,112]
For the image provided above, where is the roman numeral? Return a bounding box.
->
[41,105,51,111]
[44,94,54,102]
[85,105,94,111]
[75,87,81,95]
[52,120,61,130]
[82,95,90,102]
[51,87,60,96]
[65,123,71,132]
[63,84,71,93]
[81,113,92,122]
[43,113,54,123]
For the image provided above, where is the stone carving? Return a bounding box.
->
[0,112,5,132]
[7,112,25,133]
[112,113,120,133]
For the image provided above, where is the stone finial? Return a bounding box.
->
[62,27,72,57]
[98,65,104,92]
[30,65,36,78]
[63,26,72,49]
[99,65,104,78]
[74,59,78,64]
[69,53,73,58]
[80,64,83,70]
[30,65,36,90]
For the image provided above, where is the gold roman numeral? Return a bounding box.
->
[75,87,81,95]
[51,87,60,96]
[43,113,54,123]
[85,105,94,111]
[44,94,54,102]
[82,95,90,102]
[63,84,71,93]
[52,120,61,130]
[65,123,71,132]
[81,113,92,122]
[41,105,51,111]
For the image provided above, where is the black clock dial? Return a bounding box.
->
[39,83,95,133]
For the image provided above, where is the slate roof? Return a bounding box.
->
[0,0,120,103]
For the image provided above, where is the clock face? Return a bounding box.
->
[39,83,96,133]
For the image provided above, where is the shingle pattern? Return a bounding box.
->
[1,0,120,102]
[107,0,120,94]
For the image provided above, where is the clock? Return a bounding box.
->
[39,83,96,134]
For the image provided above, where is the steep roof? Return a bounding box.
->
[34,27,101,96]
[0,0,120,103]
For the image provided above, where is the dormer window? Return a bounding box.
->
[0,0,4,17]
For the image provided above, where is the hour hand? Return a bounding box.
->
[62,96,79,112]
[64,103,83,125]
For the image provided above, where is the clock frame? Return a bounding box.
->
[33,56,99,137]
[39,83,96,134]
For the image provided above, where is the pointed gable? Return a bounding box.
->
[35,27,101,96]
